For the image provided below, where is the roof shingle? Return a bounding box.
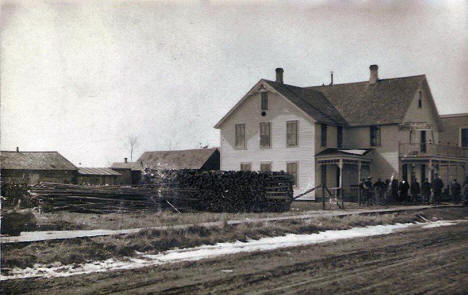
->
[264,80,348,126]
[78,167,121,176]
[307,75,426,126]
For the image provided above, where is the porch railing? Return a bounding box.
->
[399,142,468,159]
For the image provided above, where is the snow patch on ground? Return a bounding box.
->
[0,220,459,281]
[422,220,456,228]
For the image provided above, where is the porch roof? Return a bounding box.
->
[315,148,373,162]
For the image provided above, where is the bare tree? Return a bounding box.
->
[128,135,139,161]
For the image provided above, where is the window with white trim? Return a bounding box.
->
[461,128,468,147]
[260,162,272,172]
[240,163,251,171]
[287,121,298,147]
[287,162,298,186]
[260,122,271,148]
[261,92,268,111]
[235,124,246,149]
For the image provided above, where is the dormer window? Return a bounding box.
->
[418,91,422,108]
[261,92,268,111]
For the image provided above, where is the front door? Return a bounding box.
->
[420,131,427,153]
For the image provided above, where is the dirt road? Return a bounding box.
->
[4,221,468,295]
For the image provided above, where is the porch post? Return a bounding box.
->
[358,161,362,183]
[358,161,362,206]
[447,160,450,185]
[429,159,433,181]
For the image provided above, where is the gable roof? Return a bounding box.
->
[78,167,121,176]
[307,75,427,126]
[0,151,77,170]
[264,80,348,126]
[214,79,347,128]
[110,161,142,171]
[137,148,218,170]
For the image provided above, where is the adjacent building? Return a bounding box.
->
[214,66,468,198]
[77,167,121,185]
[137,148,220,171]
[0,149,78,185]
[110,158,142,185]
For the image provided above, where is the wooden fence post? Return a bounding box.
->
[322,184,325,210]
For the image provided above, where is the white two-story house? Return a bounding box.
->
[214,65,468,198]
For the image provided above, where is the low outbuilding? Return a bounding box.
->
[0,149,78,185]
[110,158,142,185]
[77,167,121,185]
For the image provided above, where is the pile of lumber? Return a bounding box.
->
[28,170,294,213]
[28,183,160,213]
[142,169,294,212]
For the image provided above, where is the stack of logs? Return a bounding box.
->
[142,169,294,212]
[28,170,294,213]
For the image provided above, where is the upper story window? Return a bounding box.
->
[461,128,468,147]
[287,121,298,147]
[321,124,327,147]
[370,125,381,146]
[260,122,271,148]
[235,124,246,149]
[418,91,422,108]
[261,92,268,111]
[337,126,343,148]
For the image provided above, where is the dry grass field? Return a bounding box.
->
[33,201,391,231]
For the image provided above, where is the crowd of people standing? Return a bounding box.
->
[358,175,468,206]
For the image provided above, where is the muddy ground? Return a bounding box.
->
[4,219,468,295]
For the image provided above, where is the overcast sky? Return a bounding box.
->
[1,0,467,166]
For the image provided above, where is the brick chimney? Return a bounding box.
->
[369,64,379,84]
[124,157,128,163]
[275,68,284,84]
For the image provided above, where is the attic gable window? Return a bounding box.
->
[418,91,422,108]
[370,125,381,146]
[261,92,268,111]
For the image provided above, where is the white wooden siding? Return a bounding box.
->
[219,91,317,194]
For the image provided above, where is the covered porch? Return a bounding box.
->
[400,157,467,185]
[316,149,373,198]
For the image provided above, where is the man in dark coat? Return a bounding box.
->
[432,174,444,205]
[365,177,374,206]
[384,179,391,204]
[359,178,367,206]
[463,177,468,206]
[451,179,461,203]
[374,178,385,205]
[421,178,431,204]
[399,180,410,203]
[391,178,399,203]
[410,177,421,203]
